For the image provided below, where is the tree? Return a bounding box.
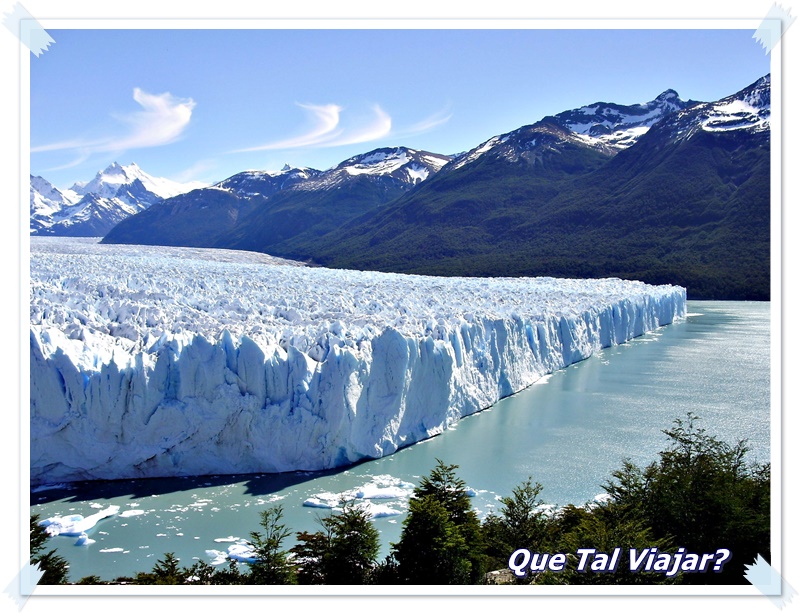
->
[29,515,69,585]
[292,501,380,584]
[246,505,296,584]
[603,413,770,584]
[392,460,485,584]
[540,504,676,585]
[323,503,380,584]
[393,494,472,584]
[483,477,550,571]
[133,552,188,585]
[292,529,330,584]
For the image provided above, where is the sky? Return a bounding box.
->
[30,27,770,190]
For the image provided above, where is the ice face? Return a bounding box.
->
[30,238,686,485]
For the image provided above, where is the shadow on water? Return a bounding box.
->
[31,464,359,505]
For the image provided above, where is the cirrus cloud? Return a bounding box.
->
[232,103,345,152]
[32,88,196,157]
[231,101,448,154]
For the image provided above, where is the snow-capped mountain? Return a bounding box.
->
[214,148,450,196]
[644,74,770,144]
[305,75,770,301]
[71,161,205,200]
[550,88,694,150]
[31,162,206,237]
[217,165,322,199]
[30,176,76,234]
[103,147,452,252]
[449,88,695,172]
[449,121,611,172]
[298,147,451,190]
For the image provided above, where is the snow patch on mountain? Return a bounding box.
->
[72,162,205,200]
[343,150,411,176]
[664,75,770,142]
[295,147,451,191]
[701,97,770,133]
[30,238,685,484]
[31,162,208,236]
[451,136,504,170]
[554,90,693,151]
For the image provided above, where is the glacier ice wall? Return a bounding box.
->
[30,238,686,484]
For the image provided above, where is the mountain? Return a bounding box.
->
[444,87,695,174]
[103,147,452,253]
[101,90,689,252]
[303,76,770,300]
[30,162,205,237]
[101,75,770,300]
[548,88,695,150]
[29,175,75,234]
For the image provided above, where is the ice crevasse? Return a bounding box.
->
[30,239,686,485]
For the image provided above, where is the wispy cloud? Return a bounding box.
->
[318,104,392,148]
[232,101,451,154]
[40,151,92,172]
[402,106,453,135]
[172,158,218,183]
[108,88,195,150]
[232,102,393,153]
[232,103,344,153]
[32,88,196,156]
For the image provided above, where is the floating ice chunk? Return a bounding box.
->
[98,547,124,553]
[213,536,240,543]
[302,496,339,509]
[206,549,229,566]
[354,485,409,499]
[39,505,120,537]
[355,501,403,518]
[227,542,257,563]
[119,509,145,518]
[74,533,95,546]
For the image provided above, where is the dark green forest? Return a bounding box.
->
[303,130,770,301]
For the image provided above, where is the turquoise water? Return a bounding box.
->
[30,300,770,582]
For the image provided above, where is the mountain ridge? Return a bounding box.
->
[87,75,771,299]
[30,162,206,237]
[299,75,770,300]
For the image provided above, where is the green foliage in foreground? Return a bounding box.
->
[29,515,69,585]
[290,500,380,584]
[603,412,770,584]
[44,413,768,586]
[389,460,486,584]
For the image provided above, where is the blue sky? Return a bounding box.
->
[30,27,770,189]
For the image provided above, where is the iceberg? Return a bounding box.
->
[30,238,686,485]
[38,505,120,537]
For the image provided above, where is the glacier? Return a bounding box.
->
[30,238,686,485]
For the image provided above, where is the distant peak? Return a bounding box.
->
[655,89,680,102]
[281,163,292,171]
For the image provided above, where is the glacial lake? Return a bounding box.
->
[30,300,771,582]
